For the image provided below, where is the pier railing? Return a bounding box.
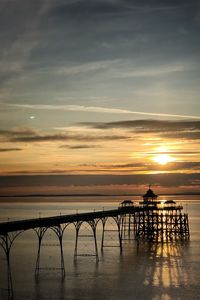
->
[0,204,190,299]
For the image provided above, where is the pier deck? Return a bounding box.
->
[0,194,190,299]
[0,205,183,234]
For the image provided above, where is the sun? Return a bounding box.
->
[153,154,173,165]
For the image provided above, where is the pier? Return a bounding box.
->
[0,188,190,299]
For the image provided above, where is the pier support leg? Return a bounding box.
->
[101,217,122,252]
[117,221,122,253]
[120,213,135,241]
[35,226,66,278]
[53,227,66,278]
[101,218,106,251]
[74,224,80,259]
[34,228,46,277]
[0,233,19,300]
[93,225,99,261]
[49,225,66,278]
[59,235,65,278]
[74,221,99,260]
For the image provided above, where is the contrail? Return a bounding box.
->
[2,103,200,119]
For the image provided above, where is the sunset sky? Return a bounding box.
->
[0,0,200,195]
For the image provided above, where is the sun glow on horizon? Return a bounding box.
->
[151,145,176,165]
[153,153,174,165]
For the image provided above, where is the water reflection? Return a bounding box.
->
[136,241,190,299]
[0,241,14,300]
[0,196,198,300]
[0,256,14,300]
[0,238,194,300]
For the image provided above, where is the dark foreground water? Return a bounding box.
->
[0,195,200,300]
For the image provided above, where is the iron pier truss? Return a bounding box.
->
[0,188,189,299]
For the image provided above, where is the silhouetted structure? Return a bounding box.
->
[120,200,134,207]
[135,187,189,241]
[0,188,189,298]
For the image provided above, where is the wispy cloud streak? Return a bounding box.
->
[82,120,200,130]
[2,103,200,119]
[0,148,22,152]
[0,128,127,143]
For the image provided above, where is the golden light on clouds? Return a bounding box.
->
[152,145,175,165]
[153,153,174,165]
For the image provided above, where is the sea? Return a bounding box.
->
[0,195,200,300]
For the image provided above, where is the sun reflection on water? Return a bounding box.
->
[143,243,189,289]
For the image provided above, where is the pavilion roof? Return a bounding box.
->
[143,188,157,199]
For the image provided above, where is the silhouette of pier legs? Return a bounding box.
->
[74,221,99,260]
[101,217,122,252]
[34,227,47,277]
[6,253,13,300]
[0,204,190,300]
[135,211,190,242]
[0,232,22,300]
[120,213,136,241]
[34,225,66,277]
[51,225,66,277]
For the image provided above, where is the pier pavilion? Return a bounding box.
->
[0,188,190,298]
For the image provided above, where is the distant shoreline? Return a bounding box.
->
[0,192,200,199]
[0,193,199,203]
[1,193,200,198]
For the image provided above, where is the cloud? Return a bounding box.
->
[162,131,200,140]
[2,103,200,119]
[60,144,101,149]
[55,58,195,80]
[1,120,200,146]
[0,173,200,188]
[80,119,200,131]
[49,0,131,19]
[11,134,126,143]
[0,0,199,119]
[56,59,122,75]
[80,119,200,141]
[79,161,200,172]
[0,147,22,152]
[100,119,200,140]
[113,62,193,78]
[0,128,36,136]
[49,0,197,19]
[0,1,45,85]
[174,162,200,170]
[0,128,128,143]
[147,151,200,155]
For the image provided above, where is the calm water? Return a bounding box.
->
[0,195,200,300]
